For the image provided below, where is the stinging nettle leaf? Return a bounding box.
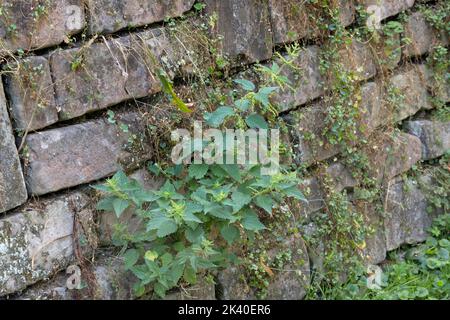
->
[112,198,130,218]
[255,195,274,214]
[234,79,256,91]
[220,224,240,245]
[241,209,266,231]
[204,106,235,128]
[245,114,269,129]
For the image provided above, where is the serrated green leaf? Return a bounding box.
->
[220,224,240,245]
[205,106,235,128]
[185,226,205,243]
[245,114,269,129]
[188,164,209,179]
[157,220,178,237]
[241,209,266,231]
[112,198,129,218]
[96,196,115,211]
[234,79,256,91]
[255,195,273,214]
[231,190,252,212]
[219,164,241,181]
[284,186,307,201]
[183,265,197,284]
[124,249,140,270]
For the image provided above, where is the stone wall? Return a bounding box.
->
[0,0,448,299]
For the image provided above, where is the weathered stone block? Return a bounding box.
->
[404,120,450,161]
[326,162,358,192]
[217,235,310,300]
[0,192,93,296]
[384,175,434,251]
[338,39,377,81]
[403,11,449,58]
[50,36,161,120]
[0,81,27,214]
[359,81,386,133]
[357,201,387,265]
[87,0,195,35]
[272,46,325,112]
[269,0,355,45]
[285,101,341,165]
[299,177,325,219]
[0,0,85,54]
[388,65,432,122]
[366,132,422,183]
[205,0,273,65]
[15,254,135,300]
[4,56,58,131]
[24,112,152,196]
[357,0,415,22]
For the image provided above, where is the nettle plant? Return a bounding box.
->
[96,55,306,298]
[96,163,305,297]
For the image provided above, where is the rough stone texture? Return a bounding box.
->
[404,120,450,161]
[403,11,449,58]
[264,235,310,300]
[371,32,401,71]
[359,81,386,133]
[366,132,422,183]
[357,0,415,22]
[24,112,152,196]
[4,56,58,131]
[285,101,341,165]
[299,177,325,219]
[217,265,256,300]
[218,235,310,300]
[326,162,358,192]
[384,172,440,251]
[0,81,27,214]
[15,254,136,300]
[205,0,273,65]
[269,0,355,45]
[272,46,325,112]
[50,35,161,120]
[0,0,85,54]
[87,0,195,35]
[338,39,377,81]
[0,192,93,296]
[419,64,450,103]
[357,202,387,265]
[389,65,432,122]
[98,169,164,245]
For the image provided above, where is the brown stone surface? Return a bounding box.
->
[87,0,195,35]
[269,0,355,45]
[403,11,449,58]
[24,112,152,196]
[205,0,273,65]
[0,0,85,54]
[272,46,325,112]
[0,192,94,297]
[3,56,58,131]
[366,132,422,183]
[404,119,450,161]
[50,36,161,120]
[0,80,27,214]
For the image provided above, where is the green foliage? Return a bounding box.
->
[157,69,193,113]
[96,164,304,298]
[328,214,450,300]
